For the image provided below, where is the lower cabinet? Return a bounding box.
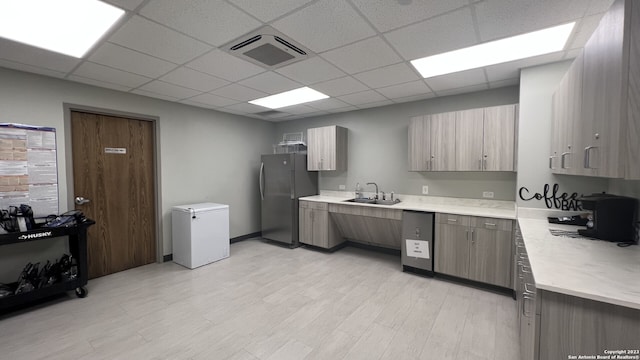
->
[435,213,513,288]
[299,201,342,249]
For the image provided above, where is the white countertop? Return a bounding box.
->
[299,192,517,220]
[518,216,640,310]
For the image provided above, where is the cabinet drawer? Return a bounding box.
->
[436,213,472,226]
[473,217,513,231]
[299,201,327,210]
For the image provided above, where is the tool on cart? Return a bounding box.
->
[43,210,86,228]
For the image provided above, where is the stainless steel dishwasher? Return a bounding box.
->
[401,211,435,275]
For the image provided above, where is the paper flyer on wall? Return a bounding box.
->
[0,123,59,217]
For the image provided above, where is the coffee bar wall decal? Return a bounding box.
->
[519,184,583,211]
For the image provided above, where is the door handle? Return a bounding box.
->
[259,162,265,200]
[75,196,91,205]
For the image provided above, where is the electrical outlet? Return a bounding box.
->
[338,184,346,190]
[483,191,495,198]
[422,185,429,195]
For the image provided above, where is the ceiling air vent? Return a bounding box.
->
[223,26,313,70]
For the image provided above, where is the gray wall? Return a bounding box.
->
[275,87,520,200]
[0,68,273,281]
[516,61,608,209]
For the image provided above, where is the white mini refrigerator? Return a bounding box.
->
[172,203,229,269]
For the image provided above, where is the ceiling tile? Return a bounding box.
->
[160,67,229,92]
[488,78,519,89]
[186,49,265,82]
[585,0,614,15]
[392,93,437,104]
[102,0,145,11]
[182,93,239,108]
[139,0,261,46]
[238,71,302,94]
[0,59,66,78]
[338,90,387,106]
[321,37,403,74]
[329,105,359,113]
[109,16,212,64]
[67,75,133,92]
[436,83,489,97]
[278,104,318,115]
[179,99,219,110]
[0,39,80,73]
[376,80,432,99]
[474,0,592,42]
[311,76,369,97]
[272,0,376,52]
[211,84,268,102]
[223,102,270,114]
[484,51,565,82]
[137,80,202,99]
[425,68,486,92]
[89,42,176,78]
[131,89,181,102]
[306,98,351,111]
[356,99,395,109]
[350,0,467,32]
[384,7,477,60]
[353,63,420,88]
[72,62,151,88]
[227,0,316,22]
[276,57,345,85]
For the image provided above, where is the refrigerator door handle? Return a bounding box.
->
[290,170,295,200]
[259,162,265,200]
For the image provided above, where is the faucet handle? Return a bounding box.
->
[381,191,386,200]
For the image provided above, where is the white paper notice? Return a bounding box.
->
[405,239,430,259]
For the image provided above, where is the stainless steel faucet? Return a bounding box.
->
[366,182,379,200]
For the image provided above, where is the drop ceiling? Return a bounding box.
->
[0,0,614,122]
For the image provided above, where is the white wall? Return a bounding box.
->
[0,68,274,281]
[516,62,608,209]
[275,87,520,201]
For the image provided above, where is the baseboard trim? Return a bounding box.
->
[231,232,261,244]
[163,254,172,262]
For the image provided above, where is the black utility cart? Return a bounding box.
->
[0,220,95,311]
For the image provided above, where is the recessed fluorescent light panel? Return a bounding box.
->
[249,87,329,109]
[411,22,575,78]
[0,0,125,58]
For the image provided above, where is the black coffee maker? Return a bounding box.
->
[577,193,638,242]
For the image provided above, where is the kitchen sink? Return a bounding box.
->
[344,198,401,206]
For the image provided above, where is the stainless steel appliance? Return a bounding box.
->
[577,193,638,242]
[401,211,434,275]
[260,154,318,248]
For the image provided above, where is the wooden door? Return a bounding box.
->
[483,105,516,171]
[408,115,429,171]
[434,223,470,278]
[71,111,156,279]
[430,112,456,171]
[455,109,484,171]
[469,228,512,287]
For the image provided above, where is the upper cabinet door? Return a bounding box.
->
[565,53,584,175]
[483,105,516,172]
[455,109,484,171]
[307,125,348,171]
[408,116,430,171]
[430,112,456,171]
[581,0,626,178]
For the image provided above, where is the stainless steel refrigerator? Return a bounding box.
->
[260,153,318,247]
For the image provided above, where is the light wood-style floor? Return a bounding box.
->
[0,239,520,360]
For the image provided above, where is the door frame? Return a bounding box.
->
[63,103,163,264]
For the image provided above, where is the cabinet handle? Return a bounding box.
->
[470,229,475,244]
[478,159,482,170]
[584,146,598,169]
[484,222,496,228]
[483,158,487,170]
[560,152,571,169]
[549,155,554,169]
[447,218,457,222]
[523,294,535,317]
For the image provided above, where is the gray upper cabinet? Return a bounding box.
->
[408,113,456,171]
[307,125,348,171]
[551,0,640,179]
[483,105,517,171]
[455,108,485,171]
